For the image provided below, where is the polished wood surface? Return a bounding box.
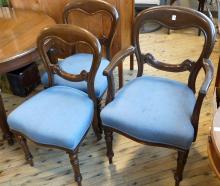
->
[0,7,55,73]
[0,7,55,144]
[10,0,69,23]
[208,105,220,179]
[10,0,135,87]
[212,108,220,156]
[10,0,134,54]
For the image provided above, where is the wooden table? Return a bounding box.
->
[0,7,55,144]
[208,105,220,179]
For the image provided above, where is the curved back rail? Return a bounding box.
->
[133,6,216,93]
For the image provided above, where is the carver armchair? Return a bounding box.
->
[101,6,215,186]
[41,0,119,140]
[7,24,102,186]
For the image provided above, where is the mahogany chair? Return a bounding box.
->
[41,0,119,140]
[101,6,215,186]
[7,24,102,186]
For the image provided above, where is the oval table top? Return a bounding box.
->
[0,7,55,73]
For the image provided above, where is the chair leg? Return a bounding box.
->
[15,135,33,166]
[97,99,103,135]
[174,150,189,186]
[92,108,102,141]
[130,54,134,70]
[104,127,114,164]
[68,151,82,186]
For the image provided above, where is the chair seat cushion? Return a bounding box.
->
[101,76,196,150]
[7,86,94,150]
[41,53,109,98]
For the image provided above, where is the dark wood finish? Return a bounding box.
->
[62,0,118,137]
[0,8,55,73]
[103,6,215,186]
[0,7,55,144]
[208,106,220,179]
[104,127,114,164]
[68,151,82,186]
[63,0,119,60]
[0,91,13,145]
[10,24,102,186]
[10,0,135,88]
[174,150,189,186]
[15,134,34,166]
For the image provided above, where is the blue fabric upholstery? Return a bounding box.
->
[101,76,196,150]
[41,53,109,98]
[7,86,94,150]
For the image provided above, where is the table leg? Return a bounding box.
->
[0,91,14,145]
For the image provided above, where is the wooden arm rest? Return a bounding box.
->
[199,58,214,94]
[103,46,135,76]
[191,58,214,140]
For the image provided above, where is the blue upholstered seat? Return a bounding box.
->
[101,76,196,150]
[7,86,94,150]
[41,53,109,98]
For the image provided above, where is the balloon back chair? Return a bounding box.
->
[101,6,215,186]
[7,24,102,186]
[41,0,119,140]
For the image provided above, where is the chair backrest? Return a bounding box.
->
[63,0,119,60]
[133,6,216,93]
[37,24,102,101]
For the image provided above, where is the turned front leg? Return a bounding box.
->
[0,91,14,145]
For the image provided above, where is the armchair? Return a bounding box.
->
[7,24,102,186]
[101,6,215,186]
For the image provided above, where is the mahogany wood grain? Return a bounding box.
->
[208,107,220,179]
[10,0,135,87]
[0,7,55,144]
[0,7,55,73]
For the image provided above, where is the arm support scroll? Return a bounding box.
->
[103,46,135,103]
[191,58,214,140]
[104,46,135,76]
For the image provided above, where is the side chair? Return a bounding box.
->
[7,24,102,186]
[101,6,215,186]
[41,0,119,140]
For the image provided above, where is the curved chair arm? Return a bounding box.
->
[199,58,214,94]
[191,58,214,140]
[143,53,195,72]
[103,46,135,103]
[104,46,135,76]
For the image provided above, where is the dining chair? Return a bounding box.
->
[41,0,119,140]
[7,24,102,186]
[101,6,215,186]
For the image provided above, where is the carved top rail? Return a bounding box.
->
[133,6,216,92]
